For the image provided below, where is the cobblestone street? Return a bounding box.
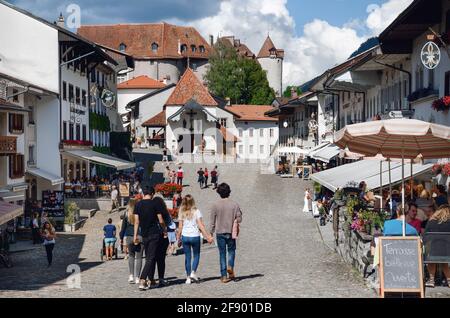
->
[0,154,374,298]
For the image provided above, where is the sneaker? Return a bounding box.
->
[124,255,129,260]
[227,267,235,280]
[190,272,200,282]
[426,279,435,288]
[220,277,231,284]
[128,275,134,283]
[158,279,168,288]
[185,277,192,285]
[138,280,148,291]
[135,277,140,284]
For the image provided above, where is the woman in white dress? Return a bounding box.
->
[303,188,312,213]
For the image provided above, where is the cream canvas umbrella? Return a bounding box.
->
[335,119,450,236]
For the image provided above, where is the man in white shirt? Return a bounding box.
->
[111,185,119,213]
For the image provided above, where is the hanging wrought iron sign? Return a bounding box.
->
[101,88,116,108]
[421,41,441,70]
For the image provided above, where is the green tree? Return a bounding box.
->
[205,42,275,105]
[283,86,302,98]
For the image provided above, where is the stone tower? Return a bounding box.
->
[257,36,284,97]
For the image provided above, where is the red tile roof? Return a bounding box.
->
[142,110,166,127]
[225,105,278,122]
[78,22,211,60]
[218,36,255,59]
[257,36,284,59]
[165,68,218,107]
[117,75,166,89]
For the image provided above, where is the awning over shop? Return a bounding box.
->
[278,146,309,155]
[64,150,136,171]
[27,168,64,186]
[0,191,25,202]
[307,142,331,157]
[311,160,433,192]
[310,144,341,163]
[0,201,23,225]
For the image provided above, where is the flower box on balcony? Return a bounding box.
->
[408,88,439,103]
[63,140,93,147]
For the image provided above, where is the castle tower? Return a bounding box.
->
[257,36,284,97]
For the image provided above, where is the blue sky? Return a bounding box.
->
[7,0,413,85]
[287,0,385,36]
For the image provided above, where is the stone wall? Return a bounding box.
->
[334,206,376,282]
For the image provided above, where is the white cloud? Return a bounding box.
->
[171,0,414,88]
[366,0,414,35]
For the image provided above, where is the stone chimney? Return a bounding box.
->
[56,13,65,28]
[209,35,214,47]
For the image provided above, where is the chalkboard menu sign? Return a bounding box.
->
[42,191,65,218]
[379,237,424,297]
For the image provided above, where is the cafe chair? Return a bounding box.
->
[74,185,83,198]
[88,185,97,198]
[64,185,73,198]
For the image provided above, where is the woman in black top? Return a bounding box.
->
[133,187,167,291]
[424,205,450,288]
[151,196,172,288]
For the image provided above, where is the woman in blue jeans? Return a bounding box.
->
[177,195,213,284]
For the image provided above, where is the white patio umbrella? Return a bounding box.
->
[335,119,450,236]
[277,146,310,155]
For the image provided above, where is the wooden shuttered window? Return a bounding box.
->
[9,154,24,179]
[8,113,24,134]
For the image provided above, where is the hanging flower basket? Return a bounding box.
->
[432,96,450,112]
[443,163,450,176]
[432,163,443,175]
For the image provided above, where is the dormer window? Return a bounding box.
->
[199,46,205,53]
[181,44,187,53]
[151,42,159,53]
[119,43,126,52]
[191,45,197,53]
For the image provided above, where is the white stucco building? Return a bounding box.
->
[225,105,278,160]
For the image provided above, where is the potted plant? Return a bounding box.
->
[333,188,345,206]
[64,202,80,232]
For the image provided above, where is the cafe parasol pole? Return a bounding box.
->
[410,160,414,201]
[388,159,393,213]
[402,144,406,237]
[380,160,383,210]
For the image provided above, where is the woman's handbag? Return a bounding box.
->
[232,220,240,240]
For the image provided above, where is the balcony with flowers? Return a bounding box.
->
[60,140,93,150]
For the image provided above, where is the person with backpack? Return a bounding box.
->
[120,199,143,284]
[209,183,242,283]
[197,168,205,189]
[211,166,219,190]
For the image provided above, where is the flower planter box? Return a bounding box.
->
[64,218,87,233]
